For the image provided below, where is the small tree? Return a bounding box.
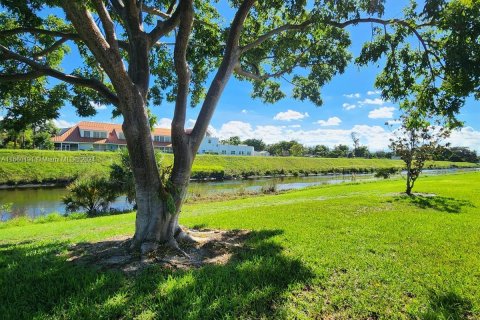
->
[289,142,304,157]
[390,116,450,195]
[220,136,242,146]
[351,132,360,158]
[63,176,119,215]
[242,138,266,151]
[330,144,350,158]
[314,145,330,157]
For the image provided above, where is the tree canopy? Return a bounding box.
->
[0,1,478,127]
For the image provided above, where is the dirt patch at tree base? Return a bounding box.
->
[65,229,250,273]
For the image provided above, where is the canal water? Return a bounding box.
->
[0,168,478,221]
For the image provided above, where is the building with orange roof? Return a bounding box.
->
[52,121,255,156]
[52,121,173,152]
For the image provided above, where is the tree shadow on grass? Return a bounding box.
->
[392,195,475,213]
[421,291,474,320]
[0,230,313,319]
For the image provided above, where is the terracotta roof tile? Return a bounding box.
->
[52,121,173,147]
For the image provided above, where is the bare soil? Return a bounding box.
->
[65,229,250,273]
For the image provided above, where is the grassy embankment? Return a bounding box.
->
[0,149,476,185]
[1,172,479,319]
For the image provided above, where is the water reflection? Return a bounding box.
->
[0,168,478,221]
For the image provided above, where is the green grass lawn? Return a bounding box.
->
[0,149,476,185]
[1,172,479,319]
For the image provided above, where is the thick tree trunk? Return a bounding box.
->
[121,92,194,254]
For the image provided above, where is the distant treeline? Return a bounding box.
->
[221,137,479,163]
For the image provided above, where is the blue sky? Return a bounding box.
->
[12,1,478,151]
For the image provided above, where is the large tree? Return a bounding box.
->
[0,0,479,253]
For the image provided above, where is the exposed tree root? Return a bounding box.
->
[175,228,201,243]
[166,237,191,259]
[65,229,251,273]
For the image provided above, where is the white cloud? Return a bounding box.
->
[317,116,342,127]
[386,119,402,125]
[273,109,309,121]
[212,120,404,150]
[368,107,395,119]
[207,120,480,152]
[186,119,196,128]
[90,101,107,110]
[359,98,387,106]
[342,103,357,110]
[217,121,254,138]
[367,90,381,96]
[53,119,76,128]
[448,127,480,152]
[344,93,361,98]
[241,109,248,114]
[156,118,172,128]
[186,118,217,136]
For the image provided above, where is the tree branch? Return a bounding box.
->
[189,0,256,151]
[236,44,313,81]
[148,1,182,46]
[170,0,194,186]
[33,37,69,59]
[0,70,43,81]
[62,2,130,94]
[142,3,172,20]
[0,27,130,52]
[240,20,313,54]
[92,0,119,52]
[234,64,263,81]
[0,44,119,105]
[241,16,439,80]
[172,0,193,140]
[143,3,218,30]
[0,27,80,40]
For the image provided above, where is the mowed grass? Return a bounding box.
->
[0,149,477,185]
[1,173,479,319]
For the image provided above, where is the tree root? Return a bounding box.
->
[166,238,191,259]
[175,229,199,243]
[140,241,159,255]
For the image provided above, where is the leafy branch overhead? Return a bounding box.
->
[0,1,478,125]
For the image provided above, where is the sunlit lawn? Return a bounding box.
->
[1,172,479,319]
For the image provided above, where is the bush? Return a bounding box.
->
[261,179,278,194]
[63,176,119,216]
[374,167,399,179]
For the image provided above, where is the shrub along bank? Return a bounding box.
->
[0,149,476,186]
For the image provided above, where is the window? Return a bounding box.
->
[231,151,235,155]
[118,132,125,140]
[221,150,226,155]
[84,130,91,138]
[154,135,171,142]
[247,152,251,155]
[208,139,212,144]
[93,131,107,138]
